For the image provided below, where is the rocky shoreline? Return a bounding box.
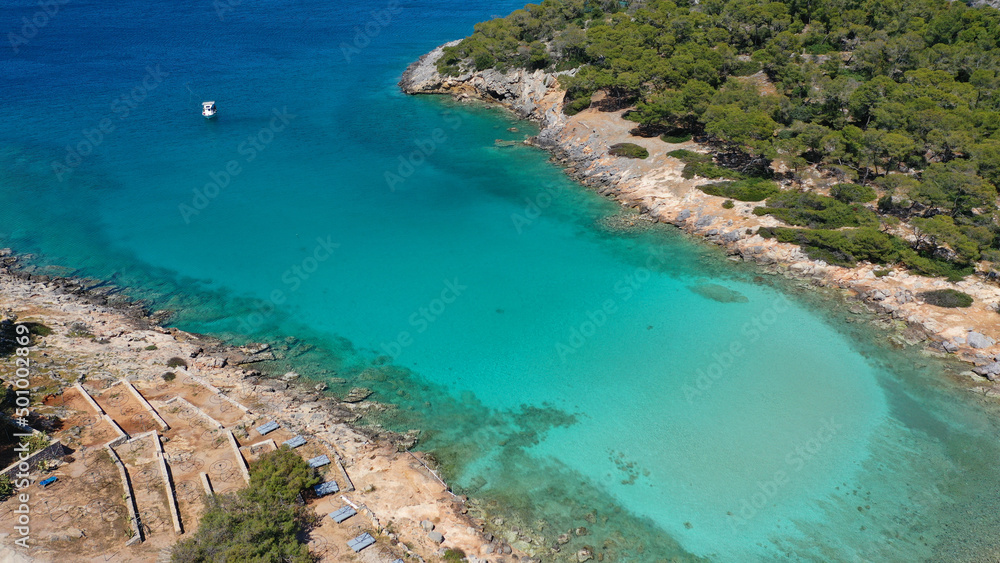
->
[0,249,534,562]
[399,44,1000,386]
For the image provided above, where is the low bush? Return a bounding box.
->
[758,226,974,279]
[162,372,176,382]
[171,448,320,562]
[67,322,92,338]
[700,178,779,201]
[918,289,974,308]
[563,94,592,116]
[24,322,52,337]
[166,357,188,369]
[660,132,692,143]
[667,149,712,163]
[722,199,735,209]
[754,191,879,229]
[669,150,744,180]
[830,183,877,203]
[145,344,158,351]
[443,548,468,562]
[608,143,649,159]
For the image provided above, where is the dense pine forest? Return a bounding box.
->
[439,0,1000,282]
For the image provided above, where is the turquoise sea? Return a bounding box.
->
[4,1,1000,561]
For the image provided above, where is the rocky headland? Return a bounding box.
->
[399,44,1000,390]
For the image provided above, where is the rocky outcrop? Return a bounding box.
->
[400,41,564,124]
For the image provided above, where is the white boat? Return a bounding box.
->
[201,101,217,118]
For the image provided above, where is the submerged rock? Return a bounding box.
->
[688,283,750,303]
[342,387,373,403]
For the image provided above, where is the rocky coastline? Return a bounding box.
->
[0,249,533,562]
[399,44,1000,389]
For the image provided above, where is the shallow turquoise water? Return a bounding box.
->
[3,1,1000,561]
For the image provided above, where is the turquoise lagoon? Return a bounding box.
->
[2,0,1000,560]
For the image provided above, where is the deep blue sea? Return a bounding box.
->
[4,1,1000,561]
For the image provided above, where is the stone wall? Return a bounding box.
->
[0,440,66,479]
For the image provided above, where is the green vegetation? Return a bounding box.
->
[754,191,879,228]
[0,475,12,499]
[722,199,735,209]
[919,288,974,308]
[563,92,593,115]
[759,226,973,279]
[162,372,176,382]
[669,149,743,180]
[608,142,649,158]
[830,183,877,203]
[443,0,1000,280]
[24,322,52,337]
[700,178,780,201]
[166,357,187,369]
[170,447,321,563]
[145,344,158,351]
[67,322,92,338]
[661,132,692,143]
[25,432,50,455]
[443,548,469,562]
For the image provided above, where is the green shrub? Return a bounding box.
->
[700,178,779,201]
[667,149,712,163]
[684,161,742,180]
[166,357,188,369]
[660,133,692,143]
[754,191,878,229]
[171,448,320,563]
[669,150,744,180]
[25,323,52,337]
[443,548,468,562]
[162,372,176,382]
[758,226,974,278]
[67,322,92,338]
[25,432,50,455]
[563,94,592,116]
[722,199,735,209]
[608,143,649,159]
[145,344,158,351]
[0,475,12,499]
[830,183,877,203]
[918,289,974,308]
[729,60,762,76]
[874,268,891,277]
